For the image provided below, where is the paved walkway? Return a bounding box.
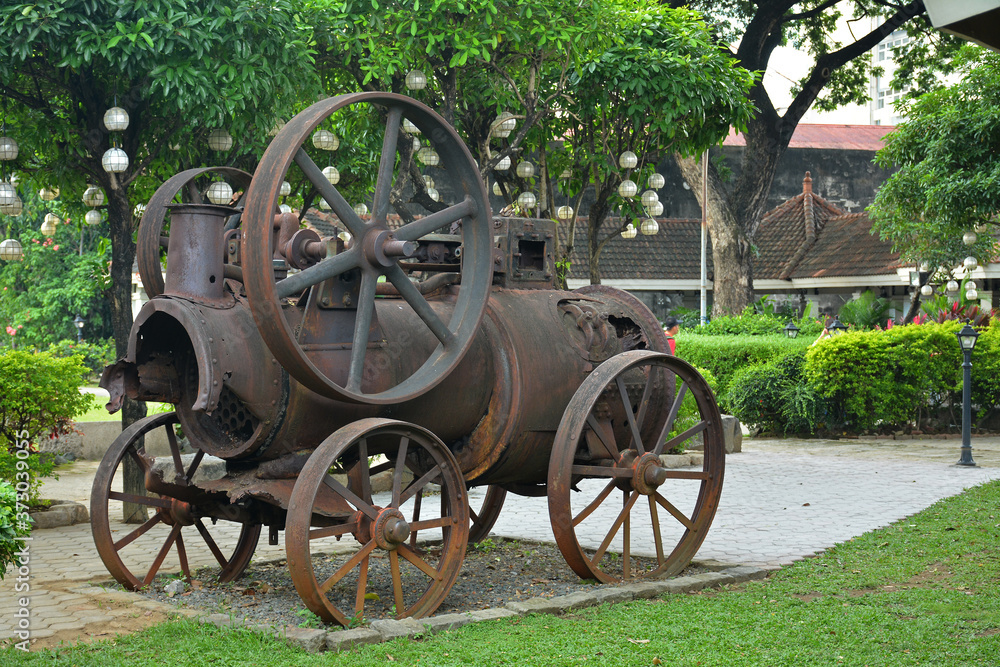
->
[3,436,999,646]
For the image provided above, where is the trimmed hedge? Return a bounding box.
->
[675,333,813,398]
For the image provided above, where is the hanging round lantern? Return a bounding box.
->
[644,200,664,217]
[617,180,638,198]
[405,69,428,90]
[560,168,572,180]
[515,161,535,178]
[268,119,286,137]
[103,106,130,132]
[426,187,440,202]
[82,184,105,207]
[318,198,331,211]
[557,205,574,220]
[422,175,435,189]
[494,156,511,171]
[322,166,340,184]
[963,231,978,246]
[207,128,233,151]
[492,181,503,196]
[967,280,978,291]
[337,231,352,243]
[963,256,978,271]
[640,190,659,207]
[492,112,516,139]
[353,203,369,217]
[0,238,23,261]
[85,209,102,226]
[312,129,340,151]
[946,280,960,293]
[41,214,58,236]
[919,284,933,297]
[102,147,129,173]
[206,180,233,205]
[39,186,60,201]
[966,289,979,301]
[640,218,659,235]
[280,180,292,197]
[0,194,22,216]
[134,203,146,217]
[416,147,440,166]
[411,138,422,154]
[279,204,292,214]
[0,182,16,206]
[402,118,421,135]
[647,173,665,189]
[517,192,536,209]
[619,151,638,169]
[9,173,18,187]
[0,136,18,161]
[620,225,637,239]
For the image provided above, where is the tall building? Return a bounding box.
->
[870,28,913,125]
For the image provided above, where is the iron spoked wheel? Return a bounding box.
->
[468,485,507,544]
[90,412,261,589]
[548,350,724,584]
[241,92,493,405]
[286,418,469,626]
[137,167,253,297]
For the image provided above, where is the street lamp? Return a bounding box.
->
[828,318,848,335]
[955,321,980,467]
[73,315,85,344]
[783,321,800,339]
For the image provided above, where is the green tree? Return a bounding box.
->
[665,0,962,316]
[869,46,1000,273]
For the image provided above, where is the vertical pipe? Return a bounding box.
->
[700,149,708,326]
[958,348,977,466]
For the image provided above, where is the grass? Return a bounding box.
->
[6,480,1000,665]
[73,393,169,422]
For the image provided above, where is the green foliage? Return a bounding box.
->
[919,290,998,328]
[46,338,116,378]
[870,46,1000,269]
[0,481,31,580]
[675,333,812,399]
[836,290,892,330]
[667,365,717,453]
[724,352,824,434]
[0,350,91,503]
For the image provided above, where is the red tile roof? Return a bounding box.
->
[723,124,895,151]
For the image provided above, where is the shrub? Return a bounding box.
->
[837,290,892,329]
[675,334,812,400]
[47,337,116,378]
[0,480,32,579]
[0,350,91,504]
[667,365,718,453]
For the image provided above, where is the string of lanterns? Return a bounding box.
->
[0,107,23,260]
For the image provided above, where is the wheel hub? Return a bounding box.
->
[633,452,667,496]
[363,228,417,268]
[374,507,410,550]
[169,498,196,526]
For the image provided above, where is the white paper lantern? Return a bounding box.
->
[353,203,368,217]
[82,185,105,207]
[206,180,233,205]
[620,225,637,239]
[102,147,129,173]
[963,256,978,271]
[617,180,637,198]
[0,238,23,261]
[279,204,292,214]
[516,161,535,179]
[560,168,572,180]
[134,203,146,217]
[426,187,440,202]
[402,119,421,135]
[641,190,659,207]
[207,129,233,151]
[422,175,435,189]
[919,284,933,296]
[946,280,960,293]
[619,151,638,169]
[967,280,978,291]
[640,218,659,235]
[416,147,440,166]
[966,289,979,301]
[492,181,503,196]
[0,194,22,216]
[322,166,340,184]
[644,200,664,217]
[268,119,285,137]
[318,198,331,211]
[280,180,292,196]
[963,231,978,246]
[0,182,16,206]
[41,214,58,236]
[492,112,516,139]
[405,69,428,90]
[85,209,102,225]
[495,156,511,171]
[103,106,130,132]
[557,205,574,220]
[39,186,60,201]
[312,129,340,151]
[9,173,18,187]
[517,192,536,209]
[647,173,665,189]
[0,137,18,161]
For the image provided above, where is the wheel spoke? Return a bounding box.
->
[653,491,695,531]
[400,465,441,505]
[294,147,367,237]
[186,181,203,204]
[108,491,172,509]
[649,497,665,565]
[371,107,402,224]
[176,532,191,580]
[616,376,645,455]
[572,479,617,527]
[384,264,455,347]
[653,382,689,456]
[409,516,450,532]
[661,469,711,481]
[585,414,620,462]
[185,450,205,480]
[322,474,378,520]
[353,438,373,504]
[166,424,185,482]
[276,249,359,300]
[354,555,370,618]
[346,273,378,393]
[394,198,477,242]
[397,543,441,580]
[143,523,181,586]
[623,492,631,579]
[570,465,632,478]
[389,549,405,617]
[590,491,639,567]
[195,518,229,568]
[658,421,708,457]
[309,521,358,540]
[127,446,151,472]
[113,511,164,550]
[319,540,377,594]
[392,438,410,506]
[633,369,657,437]
[409,489,422,550]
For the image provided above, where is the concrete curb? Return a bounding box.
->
[28,500,90,529]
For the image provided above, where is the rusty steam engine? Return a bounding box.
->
[93,93,724,625]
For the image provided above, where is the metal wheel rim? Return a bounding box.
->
[468,485,507,544]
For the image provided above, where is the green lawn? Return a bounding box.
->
[74,394,169,422]
[6,481,1000,665]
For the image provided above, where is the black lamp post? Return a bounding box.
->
[828,318,848,335]
[783,321,800,339]
[73,315,85,344]
[955,322,979,467]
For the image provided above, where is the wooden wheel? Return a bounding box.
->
[286,418,469,625]
[548,350,724,583]
[241,92,493,405]
[137,167,253,297]
[468,485,507,544]
[90,412,260,589]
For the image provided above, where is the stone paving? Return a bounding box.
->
[3,436,1000,647]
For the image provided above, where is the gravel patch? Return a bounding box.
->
[127,537,708,628]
